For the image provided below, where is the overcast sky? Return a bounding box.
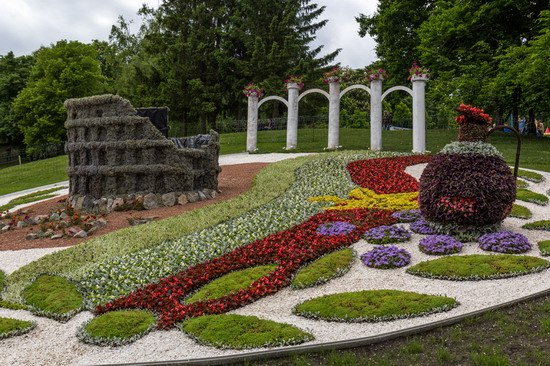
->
[0,0,378,68]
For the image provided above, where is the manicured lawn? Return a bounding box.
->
[2,128,548,196]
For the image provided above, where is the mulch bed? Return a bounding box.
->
[0,163,268,251]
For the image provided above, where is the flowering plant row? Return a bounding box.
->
[347,155,432,194]
[98,208,395,328]
[285,75,304,90]
[360,245,411,269]
[95,154,427,328]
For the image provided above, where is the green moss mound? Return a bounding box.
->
[516,189,549,206]
[539,241,550,256]
[0,317,35,339]
[22,275,83,321]
[78,310,156,346]
[407,255,550,280]
[185,265,277,304]
[292,249,354,289]
[523,220,550,231]
[516,179,529,188]
[516,169,545,183]
[509,204,533,219]
[293,290,458,322]
[180,314,313,349]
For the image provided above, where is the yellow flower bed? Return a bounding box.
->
[309,188,418,212]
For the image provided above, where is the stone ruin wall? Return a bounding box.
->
[64,94,220,212]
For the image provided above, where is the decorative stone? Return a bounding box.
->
[177,194,188,205]
[201,189,212,199]
[26,233,39,240]
[161,192,176,207]
[1,225,10,233]
[87,226,99,235]
[143,193,159,210]
[186,192,200,203]
[68,227,80,235]
[107,198,114,212]
[112,198,125,210]
[96,218,108,227]
[16,221,27,229]
[75,196,85,211]
[198,191,208,201]
[73,230,88,238]
[51,234,63,240]
[210,190,217,199]
[44,229,54,236]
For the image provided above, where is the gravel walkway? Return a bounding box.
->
[1,159,549,365]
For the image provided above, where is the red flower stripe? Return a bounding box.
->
[346,155,431,194]
[98,156,427,329]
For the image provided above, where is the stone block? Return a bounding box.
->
[143,193,159,210]
[186,192,199,203]
[177,194,188,205]
[161,192,176,207]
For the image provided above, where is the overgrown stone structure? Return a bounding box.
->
[64,94,220,212]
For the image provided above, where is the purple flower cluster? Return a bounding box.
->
[363,225,411,244]
[360,245,411,269]
[478,231,532,254]
[316,221,357,236]
[410,218,436,235]
[419,235,464,255]
[391,209,422,223]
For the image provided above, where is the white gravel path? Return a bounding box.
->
[1,159,549,365]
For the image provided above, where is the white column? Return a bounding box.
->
[286,83,300,149]
[412,76,428,153]
[246,94,259,152]
[370,79,383,151]
[327,81,341,149]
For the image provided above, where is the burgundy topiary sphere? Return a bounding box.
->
[419,153,515,226]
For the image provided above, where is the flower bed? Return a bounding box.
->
[478,231,532,254]
[360,245,411,269]
[391,209,422,223]
[316,221,356,236]
[363,225,411,244]
[419,235,463,255]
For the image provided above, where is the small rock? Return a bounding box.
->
[44,229,54,236]
[143,193,159,210]
[198,191,208,201]
[112,197,125,210]
[58,221,69,228]
[186,192,200,203]
[210,190,217,199]
[68,226,80,235]
[26,233,39,240]
[87,226,99,235]
[16,221,27,229]
[32,215,49,224]
[73,230,88,238]
[177,194,188,205]
[51,234,63,240]
[96,218,107,227]
[161,192,176,207]
[201,190,212,199]
[1,225,10,233]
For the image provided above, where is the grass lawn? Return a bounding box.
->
[1,128,548,196]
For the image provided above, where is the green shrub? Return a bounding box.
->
[180,314,314,349]
[293,290,458,322]
[0,317,36,339]
[523,220,550,231]
[22,275,83,321]
[185,265,277,304]
[407,255,549,280]
[516,189,549,206]
[78,310,156,346]
[0,270,5,291]
[538,240,550,256]
[509,204,533,219]
[292,248,354,289]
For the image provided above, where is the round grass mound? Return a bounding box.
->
[185,264,277,304]
[293,290,458,322]
[292,248,354,289]
[406,254,550,280]
[78,310,156,346]
[522,220,550,231]
[180,314,314,349]
[0,317,36,339]
[22,274,83,322]
[509,204,533,219]
[539,240,550,256]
